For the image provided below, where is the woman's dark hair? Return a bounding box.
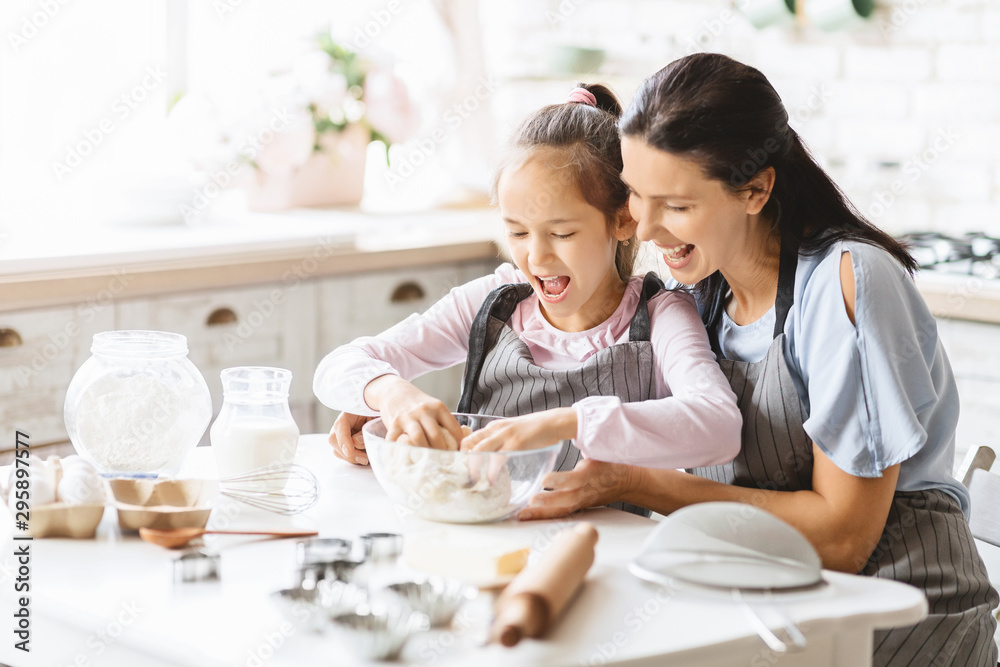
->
[620,53,917,327]
[492,83,639,281]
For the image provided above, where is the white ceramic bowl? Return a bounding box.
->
[362,413,561,524]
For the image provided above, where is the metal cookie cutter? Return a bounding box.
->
[360,532,403,564]
[297,537,353,565]
[173,548,220,584]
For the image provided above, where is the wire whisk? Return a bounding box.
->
[219,464,319,515]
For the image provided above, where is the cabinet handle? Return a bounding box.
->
[390,282,425,304]
[0,328,22,348]
[206,307,238,326]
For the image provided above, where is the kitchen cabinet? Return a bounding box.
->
[116,281,320,443]
[0,257,499,452]
[0,303,114,446]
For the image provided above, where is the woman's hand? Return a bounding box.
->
[517,458,638,521]
[363,375,465,450]
[460,408,577,452]
[330,411,374,465]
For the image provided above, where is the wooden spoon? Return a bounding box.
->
[139,526,319,549]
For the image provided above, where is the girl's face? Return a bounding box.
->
[621,136,754,285]
[497,157,633,332]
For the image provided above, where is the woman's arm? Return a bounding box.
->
[521,445,899,573]
[522,252,901,573]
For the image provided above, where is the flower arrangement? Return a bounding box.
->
[242,32,417,209]
[309,33,415,152]
[167,32,418,212]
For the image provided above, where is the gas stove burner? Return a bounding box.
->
[962,232,1000,260]
[898,231,1000,279]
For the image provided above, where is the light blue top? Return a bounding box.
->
[715,240,969,514]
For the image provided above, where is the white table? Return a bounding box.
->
[0,435,927,667]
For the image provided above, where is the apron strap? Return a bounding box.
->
[706,232,802,355]
[772,233,800,339]
[456,282,534,413]
[628,272,666,343]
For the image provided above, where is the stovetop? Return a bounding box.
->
[898,232,1000,279]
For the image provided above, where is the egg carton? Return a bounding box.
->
[1,455,106,538]
[108,478,217,532]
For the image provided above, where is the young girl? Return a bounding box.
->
[313,85,741,512]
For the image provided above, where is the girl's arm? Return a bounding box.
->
[316,265,517,457]
[313,264,518,415]
[520,445,900,573]
[571,290,742,468]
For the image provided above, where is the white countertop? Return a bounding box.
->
[0,202,501,276]
[0,435,927,667]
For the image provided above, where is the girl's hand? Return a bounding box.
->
[330,412,374,465]
[460,408,577,452]
[516,458,637,521]
[364,375,465,450]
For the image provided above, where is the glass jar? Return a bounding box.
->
[64,331,213,476]
[209,367,300,480]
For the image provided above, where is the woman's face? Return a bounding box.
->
[621,136,750,285]
[497,156,630,332]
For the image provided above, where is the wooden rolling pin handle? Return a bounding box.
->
[493,593,550,647]
[492,522,599,646]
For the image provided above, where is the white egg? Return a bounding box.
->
[60,456,98,475]
[6,461,49,494]
[8,476,56,507]
[56,471,105,505]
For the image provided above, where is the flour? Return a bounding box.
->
[380,428,514,523]
[71,372,211,474]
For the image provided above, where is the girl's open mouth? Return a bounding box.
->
[537,275,570,302]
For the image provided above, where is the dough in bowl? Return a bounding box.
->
[384,425,513,523]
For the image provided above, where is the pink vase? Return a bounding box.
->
[245,124,369,211]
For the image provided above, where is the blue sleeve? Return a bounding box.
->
[792,242,941,477]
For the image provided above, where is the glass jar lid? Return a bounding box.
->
[91,330,189,359]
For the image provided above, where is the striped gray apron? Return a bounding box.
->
[456,273,666,517]
[690,241,998,666]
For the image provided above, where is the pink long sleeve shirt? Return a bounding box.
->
[313,263,741,469]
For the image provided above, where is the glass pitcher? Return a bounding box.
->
[210,367,300,481]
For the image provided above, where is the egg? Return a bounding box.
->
[8,476,56,507]
[56,471,105,505]
[6,460,51,494]
[60,455,98,476]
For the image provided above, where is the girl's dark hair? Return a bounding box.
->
[492,83,639,281]
[620,53,917,327]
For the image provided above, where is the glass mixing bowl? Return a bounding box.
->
[362,413,561,524]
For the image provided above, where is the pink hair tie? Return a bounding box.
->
[567,87,598,107]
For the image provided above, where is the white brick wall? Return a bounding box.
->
[481,0,1000,237]
[842,46,933,82]
[937,45,1000,82]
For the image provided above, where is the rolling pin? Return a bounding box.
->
[490,522,599,647]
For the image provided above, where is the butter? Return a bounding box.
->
[403,530,531,584]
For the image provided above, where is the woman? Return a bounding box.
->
[519,53,999,667]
